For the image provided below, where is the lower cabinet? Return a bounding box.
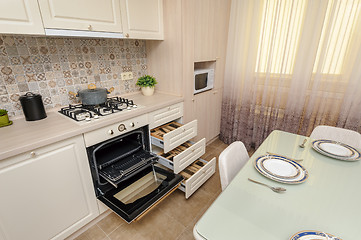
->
[0,136,98,240]
[148,102,216,199]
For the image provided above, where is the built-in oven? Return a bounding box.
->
[84,115,183,223]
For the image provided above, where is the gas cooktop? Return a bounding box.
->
[59,96,142,122]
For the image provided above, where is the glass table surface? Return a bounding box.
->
[194,130,361,239]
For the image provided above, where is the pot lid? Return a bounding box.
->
[19,92,42,100]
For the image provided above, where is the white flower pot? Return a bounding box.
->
[141,86,155,96]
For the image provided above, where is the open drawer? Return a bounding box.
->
[152,138,206,174]
[178,157,216,199]
[150,120,198,153]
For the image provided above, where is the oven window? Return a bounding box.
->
[195,73,208,90]
[113,172,167,204]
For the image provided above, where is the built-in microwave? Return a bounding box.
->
[194,68,214,94]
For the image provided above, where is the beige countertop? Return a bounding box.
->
[0,92,183,160]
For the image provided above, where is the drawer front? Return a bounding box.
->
[185,157,216,199]
[148,103,183,129]
[173,138,206,174]
[163,120,197,153]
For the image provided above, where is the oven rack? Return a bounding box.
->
[98,150,158,187]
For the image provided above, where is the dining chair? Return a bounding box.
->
[219,141,249,191]
[310,125,361,149]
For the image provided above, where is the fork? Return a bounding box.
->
[248,178,286,193]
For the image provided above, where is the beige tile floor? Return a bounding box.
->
[74,139,252,240]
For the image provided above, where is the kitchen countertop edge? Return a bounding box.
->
[0,92,184,161]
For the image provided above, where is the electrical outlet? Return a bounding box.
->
[121,72,133,80]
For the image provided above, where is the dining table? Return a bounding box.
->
[194,130,361,239]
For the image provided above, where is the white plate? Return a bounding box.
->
[312,140,361,161]
[290,230,342,240]
[254,154,308,184]
[261,157,300,179]
[318,142,353,157]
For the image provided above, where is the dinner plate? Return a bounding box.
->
[312,140,361,161]
[289,230,342,240]
[254,154,308,184]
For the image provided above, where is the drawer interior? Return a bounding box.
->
[179,159,207,181]
[150,121,183,140]
[157,141,193,162]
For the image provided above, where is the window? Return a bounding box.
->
[255,0,361,75]
[313,0,361,74]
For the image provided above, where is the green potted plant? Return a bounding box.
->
[136,75,158,96]
[0,109,12,127]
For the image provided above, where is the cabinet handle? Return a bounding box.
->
[30,151,36,158]
[192,99,195,102]
[125,33,129,38]
[168,107,171,110]
[108,130,114,135]
[88,25,93,31]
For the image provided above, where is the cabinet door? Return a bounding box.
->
[0,136,98,240]
[0,0,44,35]
[38,0,122,33]
[194,0,231,62]
[193,90,210,142]
[207,88,223,141]
[192,88,223,142]
[120,0,164,40]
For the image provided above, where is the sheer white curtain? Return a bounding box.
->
[220,0,361,148]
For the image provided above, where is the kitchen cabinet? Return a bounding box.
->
[149,103,216,198]
[147,0,231,140]
[0,0,44,35]
[0,136,98,240]
[0,0,163,39]
[120,0,164,40]
[37,0,123,34]
[192,88,223,142]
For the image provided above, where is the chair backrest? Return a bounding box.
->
[310,125,361,149]
[219,141,249,191]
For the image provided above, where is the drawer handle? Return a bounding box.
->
[108,130,114,135]
[168,107,171,110]
[183,128,186,132]
[125,33,130,38]
[88,24,93,31]
[30,151,36,158]
[192,149,195,152]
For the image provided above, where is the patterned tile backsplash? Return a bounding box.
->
[0,35,147,117]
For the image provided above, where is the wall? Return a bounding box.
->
[0,35,147,117]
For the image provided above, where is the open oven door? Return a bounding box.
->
[97,165,183,223]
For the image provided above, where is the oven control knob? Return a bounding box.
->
[118,124,126,132]
[108,130,114,135]
[129,122,135,127]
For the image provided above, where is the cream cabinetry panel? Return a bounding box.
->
[0,0,44,35]
[179,157,216,199]
[151,120,198,153]
[193,88,223,142]
[38,0,123,33]
[120,0,163,39]
[194,0,231,62]
[0,136,98,240]
[148,102,183,129]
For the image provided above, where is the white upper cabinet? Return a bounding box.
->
[38,0,123,33]
[120,0,163,40]
[0,0,44,35]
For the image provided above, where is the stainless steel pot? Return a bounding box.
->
[69,84,114,105]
